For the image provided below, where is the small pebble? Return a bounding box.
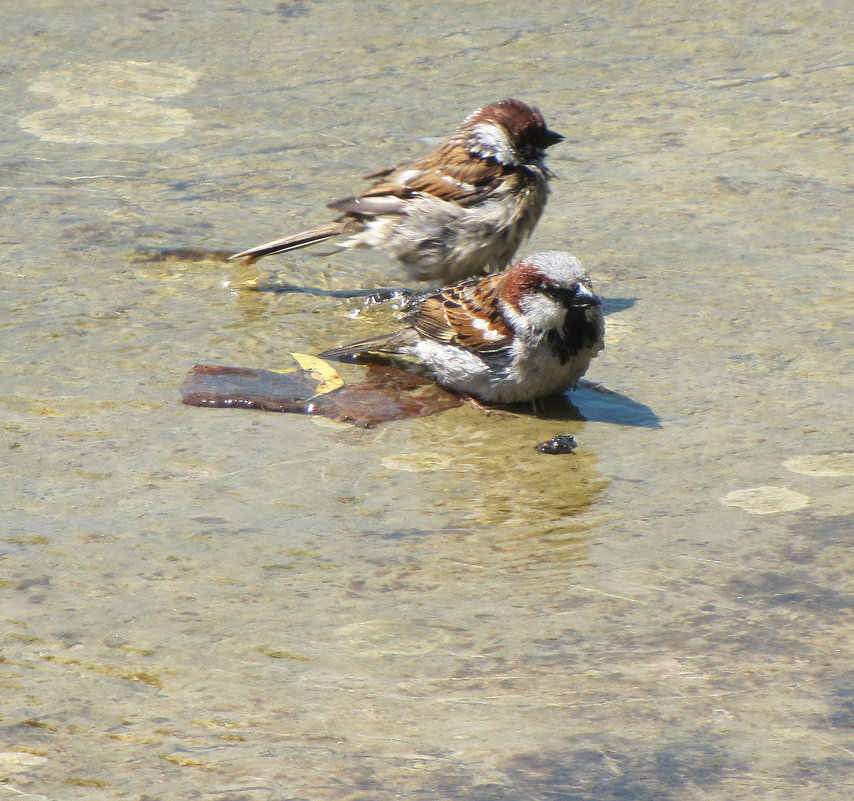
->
[535,434,578,455]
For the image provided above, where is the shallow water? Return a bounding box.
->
[2,2,852,799]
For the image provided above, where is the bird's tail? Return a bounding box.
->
[320,329,415,361]
[229,221,349,263]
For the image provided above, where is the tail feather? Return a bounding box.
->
[320,329,414,360]
[230,221,348,262]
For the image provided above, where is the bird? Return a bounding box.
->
[319,251,605,404]
[230,99,563,284]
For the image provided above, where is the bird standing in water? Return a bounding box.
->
[231,99,563,284]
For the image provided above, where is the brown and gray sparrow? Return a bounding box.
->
[231,99,563,283]
[320,251,605,404]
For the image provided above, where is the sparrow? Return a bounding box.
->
[320,251,605,404]
[230,99,563,283]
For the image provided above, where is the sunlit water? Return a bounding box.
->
[1,2,852,799]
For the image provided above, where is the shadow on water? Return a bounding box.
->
[180,361,660,429]
[139,247,644,312]
[250,281,413,303]
[242,285,642,312]
[601,296,638,315]
[533,381,661,429]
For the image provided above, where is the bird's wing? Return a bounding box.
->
[411,274,513,355]
[328,142,506,216]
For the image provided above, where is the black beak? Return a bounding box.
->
[568,285,600,309]
[543,128,564,148]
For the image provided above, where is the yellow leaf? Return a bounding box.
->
[289,352,345,396]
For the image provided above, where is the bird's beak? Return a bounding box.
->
[569,284,600,309]
[544,128,564,148]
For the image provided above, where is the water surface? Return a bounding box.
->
[1,1,852,799]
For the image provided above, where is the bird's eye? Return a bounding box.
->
[540,283,597,308]
[541,284,571,302]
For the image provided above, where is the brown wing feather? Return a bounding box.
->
[403,143,506,206]
[332,141,507,217]
[327,192,410,216]
[402,171,500,205]
[355,181,417,199]
[409,296,457,343]
[412,274,513,354]
[362,165,397,180]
